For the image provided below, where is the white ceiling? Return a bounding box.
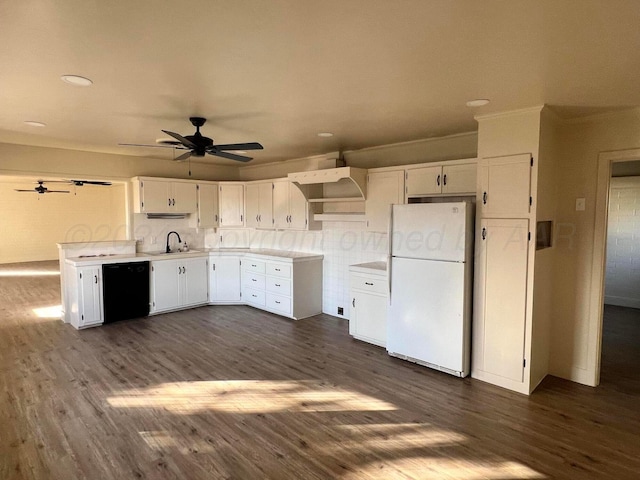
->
[1,0,639,166]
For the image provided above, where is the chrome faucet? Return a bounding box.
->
[166,231,182,253]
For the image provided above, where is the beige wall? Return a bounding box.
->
[0,142,240,182]
[1,181,127,263]
[551,108,640,383]
[239,133,478,180]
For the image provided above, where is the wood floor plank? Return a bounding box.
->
[1,261,639,479]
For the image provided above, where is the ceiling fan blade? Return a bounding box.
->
[14,189,36,192]
[47,190,70,193]
[119,142,181,149]
[161,130,197,149]
[208,150,253,162]
[211,142,264,151]
[174,151,192,162]
[69,180,112,186]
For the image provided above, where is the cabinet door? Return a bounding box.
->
[245,183,261,228]
[258,182,274,228]
[183,257,208,306]
[365,171,404,233]
[272,181,290,229]
[478,154,531,217]
[141,179,170,213]
[405,165,442,196]
[210,256,241,302]
[197,183,219,229]
[442,163,476,195]
[219,184,245,227]
[351,291,387,347]
[171,182,197,213]
[78,267,102,326]
[288,182,309,230]
[151,260,180,312]
[474,218,529,383]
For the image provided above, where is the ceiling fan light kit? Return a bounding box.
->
[120,117,263,163]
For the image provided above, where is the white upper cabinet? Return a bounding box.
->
[245,182,273,229]
[365,170,404,233]
[171,181,198,213]
[441,163,477,195]
[132,178,197,214]
[405,161,477,198]
[218,183,245,227]
[478,154,532,218]
[273,180,316,230]
[406,165,442,196]
[196,183,219,229]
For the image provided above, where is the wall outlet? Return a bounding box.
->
[150,236,157,245]
[576,198,586,211]
[337,307,344,315]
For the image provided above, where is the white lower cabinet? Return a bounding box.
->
[68,265,104,329]
[349,265,388,347]
[150,257,208,313]
[241,255,322,320]
[209,255,242,303]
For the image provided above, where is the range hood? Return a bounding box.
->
[288,167,367,201]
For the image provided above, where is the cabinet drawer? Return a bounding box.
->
[244,287,266,306]
[244,259,266,274]
[266,293,292,315]
[349,273,387,295]
[266,277,292,296]
[243,271,266,290]
[266,262,291,278]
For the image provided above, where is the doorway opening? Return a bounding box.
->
[601,160,640,392]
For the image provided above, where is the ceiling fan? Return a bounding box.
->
[15,180,70,195]
[14,179,112,194]
[119,117,263,162]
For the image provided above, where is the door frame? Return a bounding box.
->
[590,148,640,385]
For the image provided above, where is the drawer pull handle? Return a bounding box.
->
[251,264,257,267]
[275,284,281,287]
[275,301,280,304]
[275,268,281,271]
[252,294,257,298]
[365,282,374,286]
[252,279,257,282]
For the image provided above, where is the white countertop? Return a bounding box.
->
[65,248,322,266]
[349,261,388,274]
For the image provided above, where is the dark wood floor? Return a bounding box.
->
[1,261,639,479]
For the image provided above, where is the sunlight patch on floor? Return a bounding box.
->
[0,269,60,277]
[336,422,467,448]
[108,380,397,414]
[343,458,545,480]
[32,305,62,318]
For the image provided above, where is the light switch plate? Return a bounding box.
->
[576,198,586,211]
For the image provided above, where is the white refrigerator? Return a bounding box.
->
[387,202,474,377]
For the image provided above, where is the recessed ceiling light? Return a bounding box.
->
[24,121,46,127]
[466,99,490,107]
[317,132,334,137]
[60,75,93,87]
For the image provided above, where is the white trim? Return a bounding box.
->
[591,148,640,386]
[341,131,477,155]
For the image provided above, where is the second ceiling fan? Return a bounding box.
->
[120,117,263,162]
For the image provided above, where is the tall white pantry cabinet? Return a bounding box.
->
[472,106,559,395]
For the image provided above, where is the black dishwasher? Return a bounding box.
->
[102,261,150,323]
